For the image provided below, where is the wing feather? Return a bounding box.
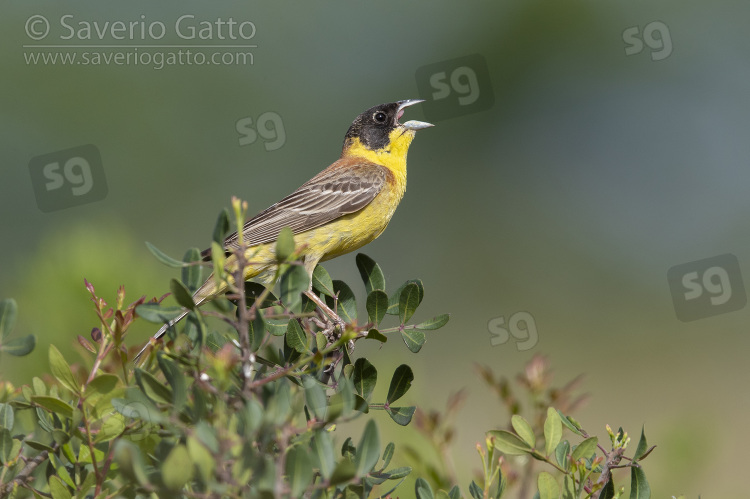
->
[201,159,388,259]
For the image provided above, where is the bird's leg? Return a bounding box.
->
[304,290,347,335]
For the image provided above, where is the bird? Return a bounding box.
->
[135,99,433,362]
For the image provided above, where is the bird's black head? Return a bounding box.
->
[343,99,432,153]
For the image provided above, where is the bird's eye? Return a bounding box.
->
[373,111,387,123]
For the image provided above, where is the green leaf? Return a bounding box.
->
[558,410,585,436]
[326,280,357,322]
[213,208,231,245]
[311,430,335,479]
[135,368,173,405]
[0,334,36,356]
[25,439,54,452]
[280,264,309,313]
[135,303,185,323]
[48,345,79,396]
[0,403,13,431]
[386,365,413,405]
[511,414,535,448]
[181,248,202,292]
[86,374,119,397]
[398,283,421,323]
[537,471,560,499]
[330,460,357,486]
[170,278,195,310]
[366,290,389,325]
[469,481,483,499]
[448,485,461,499]
[414,314,450,330]
[184,309,206,349]
[246,310,265,352]
[633,426,648,461]
[366,329,388,343]
[382,442,395,470]
[488,430,532,455]
[112,391,164,424]
[571,436,598,462]
[158,355,187,410]
[356,253,386,294]
[286,446,314,497]
[265,319,287,337]
[32,376,46,396]
[328,378,356,421]
[162,444,193,490]
[386,406,416,426]
[600,473,615,499]
[401,329,426,353]
[31,396,74,418]
[555,440,570,471]
[145,241,188,267]
[49,452,74,487]
[355,419,380,476]
[244,282,278,308]
[276,227,295,261]
[352,358,377,400]
[211,241,226,280]
[544,407,562,456]
[630,467,651,499]
[0,298,18,340]
[0,429,12,463]
[415,477,434,499]
[49,475,72,499]
[312,265,335,297]
[114,440,148,485]
[388,279,423,315]
[302,376,327,420]
[94,414,125,443]
[383,466,411,479]
[286,319,308,354]
[562,475,575,499]
[187,436,215,484]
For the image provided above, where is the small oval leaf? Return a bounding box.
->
[170,279,195,310]
[401,329,426,353]
[544,407,562,456]
[1,334,36,356]
[0,299,18,340]
[145,242,188,268]
[386,365,414,406]
[398,283,421,324]
[356,253,386,294]
[488,430,532,455]
[312,265,335,297]
[276,227,295,261]
[537,471,560,499]
[511,414,536,448]
[571,436,598,462]
[49,345,79,396]
[366,290,389,325]
[355,420,380,476]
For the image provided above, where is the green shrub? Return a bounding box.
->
[0,200,655,499]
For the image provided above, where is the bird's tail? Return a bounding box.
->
[133,309,191,363]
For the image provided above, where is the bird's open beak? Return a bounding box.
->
[396,99,434,131]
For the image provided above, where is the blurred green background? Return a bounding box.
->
[2,0,748,495]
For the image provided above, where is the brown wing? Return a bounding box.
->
[201,158,388,259]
